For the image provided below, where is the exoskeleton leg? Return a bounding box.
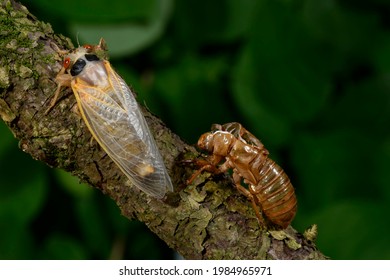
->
[231,171,265,226]
[186,155,224,185]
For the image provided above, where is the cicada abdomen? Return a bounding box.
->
[248,157,297,228]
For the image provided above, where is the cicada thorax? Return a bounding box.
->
[216,122,267,153]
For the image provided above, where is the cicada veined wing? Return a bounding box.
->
[49,39,173,199]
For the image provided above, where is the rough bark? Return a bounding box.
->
[0,0,327,260]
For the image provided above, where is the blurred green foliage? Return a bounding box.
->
[1,0,390,259]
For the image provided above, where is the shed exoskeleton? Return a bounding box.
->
[189,122,297,228]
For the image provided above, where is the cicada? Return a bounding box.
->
[188,122,297,228]
[47,38,173,199]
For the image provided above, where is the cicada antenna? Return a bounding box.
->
[76,32,80,47]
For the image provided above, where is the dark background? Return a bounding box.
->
[1,0,389,259]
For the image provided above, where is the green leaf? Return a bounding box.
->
[152,54,233,142]
[243,0,331,125]
[373,139,390,202]
[173,0,256,46]
[0,146,47,226]
[28,0,159,22]
[70,0,173,57]
[75,194,111,257]
[303,0,380,56]
[54,169,92,198]
[232,46,291,148]
[0,223,34,259]
[302,200,388,259]
[324,77,390,136]
[290,129,381,209]
[0,122,15,157]
[41,234,87,259]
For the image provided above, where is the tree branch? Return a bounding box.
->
[0,0,326,259]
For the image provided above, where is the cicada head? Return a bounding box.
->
[61,38,108,77]
[197,132,214,152]
[83,38,108,60]
[198,131,235,157]
[61,46,90,76]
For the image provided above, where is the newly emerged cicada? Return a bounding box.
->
[188,122,297,228]
[47,38,173,199]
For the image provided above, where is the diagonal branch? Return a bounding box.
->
[0,0,326,260]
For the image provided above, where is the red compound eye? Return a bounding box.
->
[83,44,93,52]
[63,57,71,69]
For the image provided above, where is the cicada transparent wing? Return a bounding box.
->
[71,59,173,199]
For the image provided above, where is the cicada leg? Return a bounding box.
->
[231,171,265,226]
[186,155,224,185]
[45,67,72,115]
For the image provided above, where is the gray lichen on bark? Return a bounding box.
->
[0,0,327,259]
